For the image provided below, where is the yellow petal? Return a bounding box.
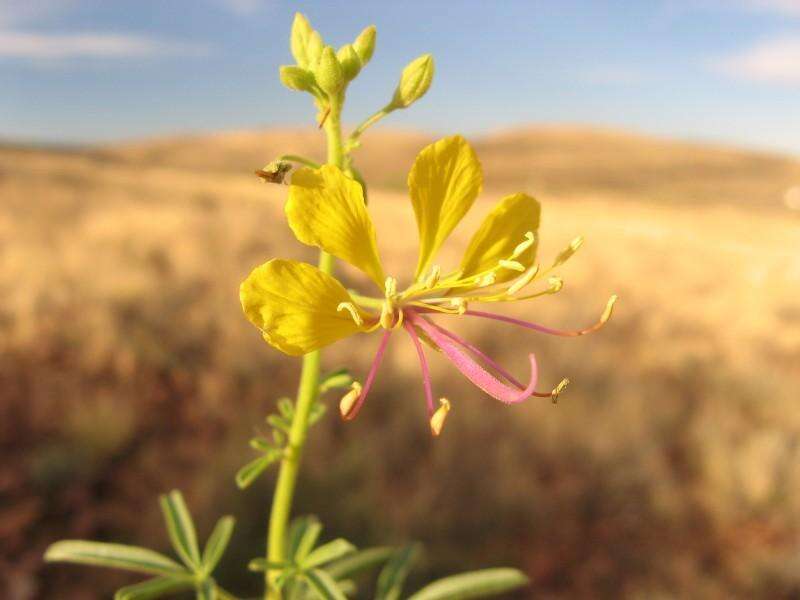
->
[286,165,385,287]
[240,259,366,356]
[408,135,483,279]
[458,193,541,284]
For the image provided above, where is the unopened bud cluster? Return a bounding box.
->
[280,12,435,119]
[280,13,376,101]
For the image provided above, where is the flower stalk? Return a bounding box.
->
[264,92,343,600]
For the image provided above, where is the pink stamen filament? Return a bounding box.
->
[406,310,538,405]
[402,321,436,415]
[465,310,606,337]
[427,319,556,399]
[345,329,392,420]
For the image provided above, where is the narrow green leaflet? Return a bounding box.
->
[236,452,281,489]
[318,368,353,393]
[201,516,235,573]
[324,546,394,580]
[44,541,186,576]
[114,575,194,600]
[302,539,356,569]
[159,490,201,569]
[304,568,347,600]
[196,577,216,600]
[406,568,530,600]
[376,544,420,600]
[288,516,322,562]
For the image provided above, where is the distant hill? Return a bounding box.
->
[4,125,800,208]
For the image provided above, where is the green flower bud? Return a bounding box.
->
[390,54,435,109]
[290,13,313,68]
[315,46,344,95]
[306,30,324,68]
[279,65,315,92]
[353,25,376,65]
[337,44,362,82]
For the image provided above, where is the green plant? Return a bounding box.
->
[45,12,613,599]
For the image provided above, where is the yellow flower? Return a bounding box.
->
[241,135,615,434]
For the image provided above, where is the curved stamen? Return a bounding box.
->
[464,295,617,337]
[427,319,565,399]
[342,329,393,421]
[337,302,364,326]
[407,310,538,404]
[403,320,435,415]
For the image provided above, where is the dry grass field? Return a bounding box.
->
[1,127,800,599]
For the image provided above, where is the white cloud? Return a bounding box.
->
[0,30,210,60]
[712,36,800,84]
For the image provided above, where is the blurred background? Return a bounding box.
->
[2,1,800,598]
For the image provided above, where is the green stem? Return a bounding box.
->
[277,154,321,169]
[347,104,393,145]
[264,93,344,600]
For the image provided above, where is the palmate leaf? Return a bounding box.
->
[302,538,356,569]
[159,490,201,569]
[44,540,186,577]
[324,546,394,580]
[376,544,421,600]
[114,575,194,600]
[406,568,529,600]
[304,568,348,600]
[202,516,235,574]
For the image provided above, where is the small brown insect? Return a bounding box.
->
[254,161,292,184]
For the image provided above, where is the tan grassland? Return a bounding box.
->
[1,126,799,598]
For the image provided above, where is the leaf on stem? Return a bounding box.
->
[114,575,194,600]
[44,541,186,577]
[302,538,356,569]
[235,452,281,489]
[292,517,323,563]
[201,516,235,574]
[304,568,348,600]
[376,544,421,600]
[324,546,394,580]
[159,490,202,570]
[406,568,530,600]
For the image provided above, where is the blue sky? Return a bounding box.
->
[2,0,800,155]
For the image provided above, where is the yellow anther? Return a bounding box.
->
[384,276,397,299]
[339,382,362,418]
[547,276,564,293]
[429,398,451,436]
[337,302,364,326]
[552,235,584,267]
[449,297,467,315]
[477,272,496,287]
[424,265,441,289]
[511,231,536,259]
[550,378,570,404]
[499,259,526,272]
[600,294,618,324]
[507,265,540,295]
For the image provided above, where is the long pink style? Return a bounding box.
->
[344,329,392,420]
[406,310,538,405]
[403,320,436,415]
